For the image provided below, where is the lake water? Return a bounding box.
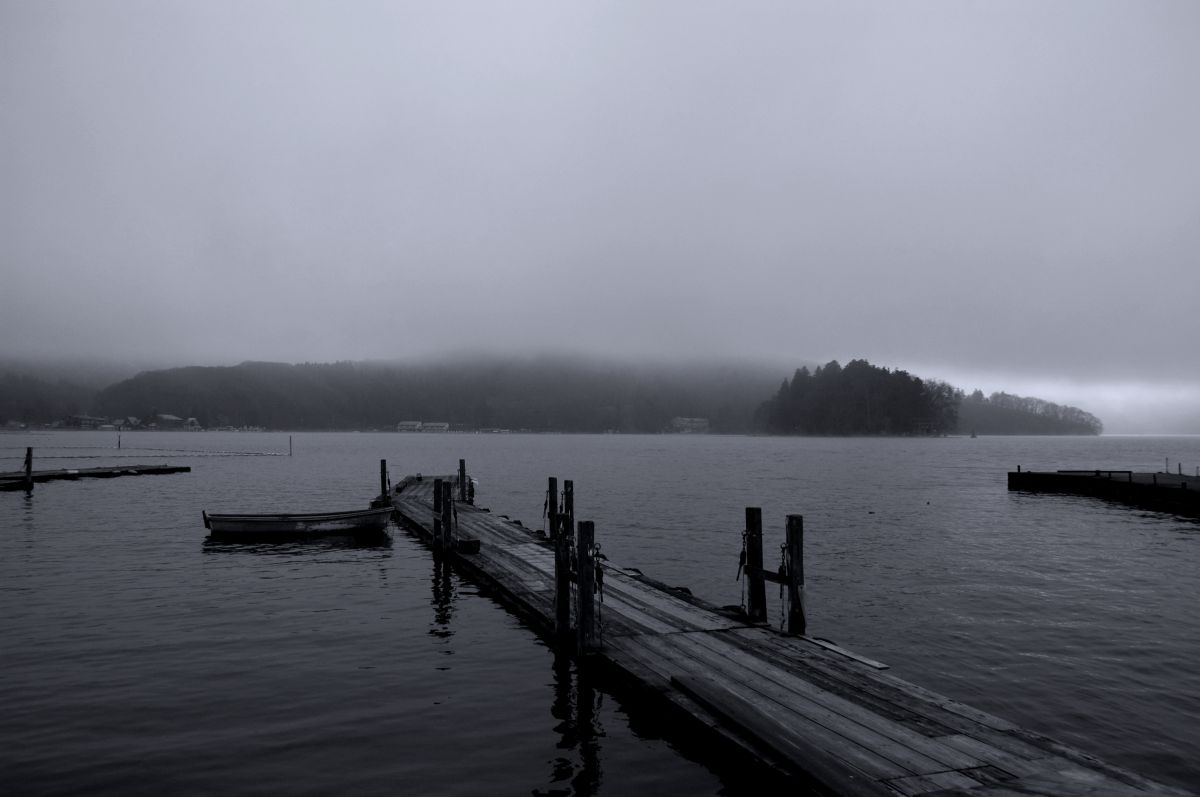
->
[2,431,1198,794]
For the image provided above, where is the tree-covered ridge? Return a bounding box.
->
[0,371,95,425]
[91,358,780,432]
[755,359,960,435]
[957,389,1103,435]
[756,359,1102,435]
[4,356,1104,435]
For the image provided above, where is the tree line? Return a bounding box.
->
[755,359,960,435]
[957,389,1103,435]
[756,359,1101,435]
[2,356,1103,435]
[88,358,779,433]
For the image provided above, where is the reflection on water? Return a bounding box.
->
[429,557,456,641]
[201,535,395,555]
[538,654,603,797]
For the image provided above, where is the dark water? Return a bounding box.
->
[2,431,1199,794]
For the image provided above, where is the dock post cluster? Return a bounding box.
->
[739,507,806,635]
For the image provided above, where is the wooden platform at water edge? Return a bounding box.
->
[0,464,191,491]
[1009,469,1200,518]
[389,470,1189,797]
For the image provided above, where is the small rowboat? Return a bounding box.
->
[203,506,393,540]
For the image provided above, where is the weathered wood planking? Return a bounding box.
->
[391,474,1190,796]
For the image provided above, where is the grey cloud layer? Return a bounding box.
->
[2,2,1197,427]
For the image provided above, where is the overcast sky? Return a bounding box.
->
[2,2,1198,431]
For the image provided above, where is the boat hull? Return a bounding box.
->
[204,506,393,540]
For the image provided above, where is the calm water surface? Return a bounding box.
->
[2,431,1198,794]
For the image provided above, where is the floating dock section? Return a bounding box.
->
[1008,469,1200,518]
[0,464,191,491]
[389,466,1189,796]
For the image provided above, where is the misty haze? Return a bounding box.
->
[3,3,1200,797]
[2,2,1198,431]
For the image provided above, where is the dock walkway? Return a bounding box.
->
[0,464,190,491]
[392,473,1187,796]
[1009,469,1200,518]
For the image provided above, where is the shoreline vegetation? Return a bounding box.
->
[2,356,1102,436]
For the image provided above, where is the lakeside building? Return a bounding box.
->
[669,417,710,433]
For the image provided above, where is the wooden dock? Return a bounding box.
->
[1009,469,1200,518]
[0,464,191,491]
[389,466,1189,797]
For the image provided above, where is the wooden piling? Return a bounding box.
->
[745,507,767,623]
[441,481,454,548]
[552,477,572,638]
[577,520,597,652]
[432,478,444,550]
[459,459,468,503]
[289,435,293,457]
[23,447,33,492]
[547,477,558,540]
[786,515,806,636]
[379,459,388,500]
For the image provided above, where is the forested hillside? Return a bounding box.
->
[6,356,1105,435]
[755,360,960,434]
[92,358,781,432]
[0,371,95,425]
[756,360,1101,436]
[957,390,1103,435]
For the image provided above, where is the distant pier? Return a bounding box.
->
[1008,468,1200,518]
[386,461,1189,796]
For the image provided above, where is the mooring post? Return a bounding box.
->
[118,434,121,450]
[786,515,806,636]
[441,481,454,548]
[379,459,388,500]
[552,477,572,639]
[432,478,444,550]
[577,520,597,652]
[563,480,574,528]
[289,435,293,457]
[458,459,467,503]
[24,447,33,492]
[745,507,767,622]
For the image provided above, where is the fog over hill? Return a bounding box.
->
[3,3,1198,433]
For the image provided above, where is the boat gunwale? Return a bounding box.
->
[204,507,393,523]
